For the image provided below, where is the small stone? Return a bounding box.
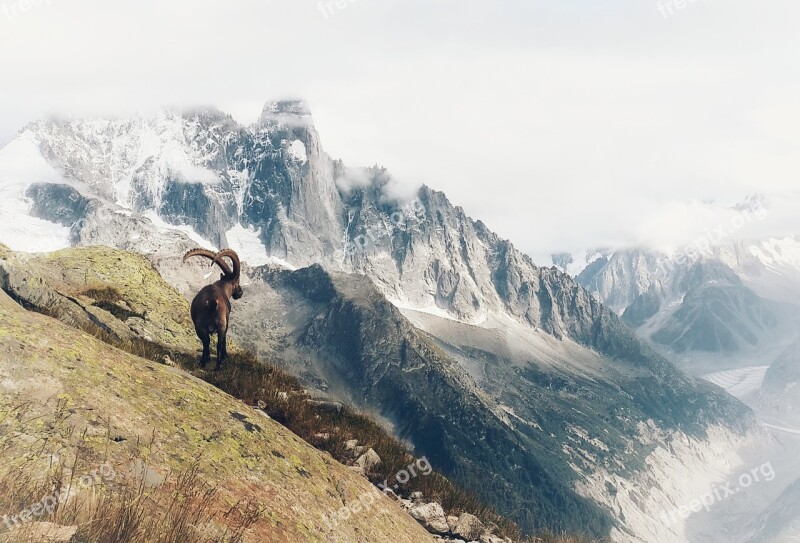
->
[348,465,366,476]
[446,515,459,532]
[381,487,399,500]
[9,522,78,542]
[354,448,381,473]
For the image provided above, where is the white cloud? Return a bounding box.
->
[335,167,372,193]
[0,0,798,262]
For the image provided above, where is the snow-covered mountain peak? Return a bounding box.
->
[258,99,314,128]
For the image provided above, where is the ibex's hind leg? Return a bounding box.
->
[215,328,228,371]
[197,329,211,368]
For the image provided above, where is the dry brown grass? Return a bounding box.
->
[0,409,260,543]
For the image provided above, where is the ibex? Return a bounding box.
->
[182,248,243,370]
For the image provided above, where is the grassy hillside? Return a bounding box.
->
[0,249,438,543]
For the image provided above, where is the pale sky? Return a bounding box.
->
[1,0,798,261]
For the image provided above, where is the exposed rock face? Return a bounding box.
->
[0,245,198,351]
[576,250,673,313]
[578,250,782,355]
[621,287,661,328]
[760,337,800,414]
[22,103,343,266]
[409,502,450,534]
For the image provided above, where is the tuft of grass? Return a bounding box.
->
[78,286,145,321]
[79,286,124,303]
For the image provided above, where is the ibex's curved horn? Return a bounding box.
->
[182,248,233,276]
[215,249,241,281]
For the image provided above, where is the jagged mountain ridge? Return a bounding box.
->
[21,102,343,265]
[577,249,794,357]
[0,101,764,540]
[2,102,662,345]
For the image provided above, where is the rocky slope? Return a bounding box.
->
[577,249,796,362]
[0,246,437,543]
[759,338,800,418]
[746,477,800,543]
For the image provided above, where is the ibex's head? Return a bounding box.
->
[183,248,243,299]
[230,276,244,299]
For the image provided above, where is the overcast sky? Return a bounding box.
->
[1,0,798,261]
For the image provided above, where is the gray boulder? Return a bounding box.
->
[453,513,485,540]
[409,502,449,534]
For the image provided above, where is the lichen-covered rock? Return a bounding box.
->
[2,522,78,543]
[23,246,197,351]
[453,513,485,541]
[354,448,381,473]
[409,502,449,534]
[446,514,459,532]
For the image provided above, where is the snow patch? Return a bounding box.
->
[748,237,800,272]
[0,131,72,252]
[142,211,216,250]
[225,223,269,266]
[703,366,770,399]
[288,140,307,163]
[0,130,63,184]
[389,297,488,325]
[225,223,295,269]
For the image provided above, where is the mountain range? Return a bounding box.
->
[0,100,793,542]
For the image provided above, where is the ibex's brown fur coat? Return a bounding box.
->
[183,248,243,370]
